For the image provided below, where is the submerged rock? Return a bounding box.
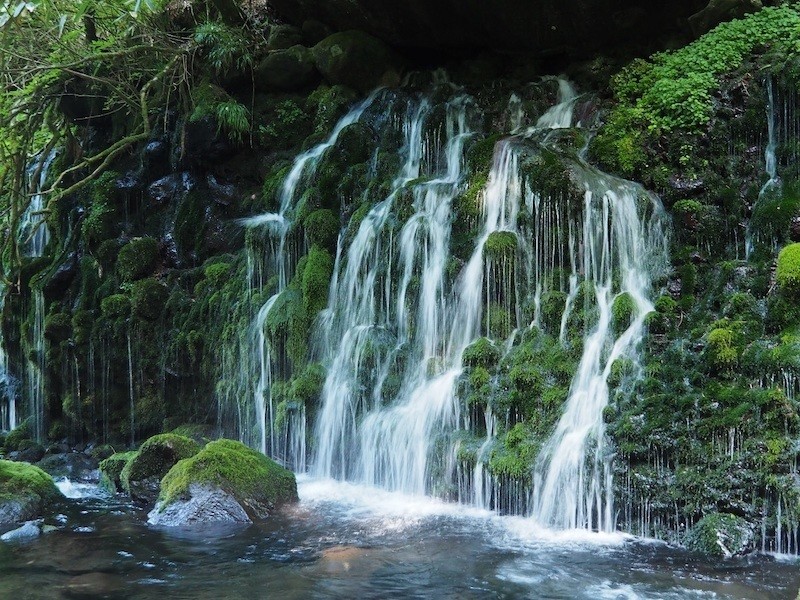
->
[0,460,63,525]
[149,439,298,526]
[120,435,200,504]
[685,513,755,557]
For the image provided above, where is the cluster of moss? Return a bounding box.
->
[120,433,200,496]
[158,438,298,513]
[0,459,61,503]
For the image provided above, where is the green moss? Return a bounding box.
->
[612,292,636,332]
[301,246,333,316]
[81,171,120,246]
[204,263,232,287]
[120,434,200,495]
[484,231,517,260]
[304,209,340,250]
[117,237,159,282]
[44,312,72,342]
[685,513,753,557]
[130,278,168,321]
[99,451,137,493]
[540,291,567,334]
[158,439,298,511]
[777,243,800,294]
[0,459,62,502]
[4,418,33,452]
[290,363,326,405]
[266,288,308,366]
[467,134,501,174]
[100,294,130,319]
[462,337,500,369]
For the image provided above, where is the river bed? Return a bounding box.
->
[0,476,797,599]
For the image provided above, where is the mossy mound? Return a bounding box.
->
[685,513,754,558]
[121,434,200,504]
[155,439,298,524]
[99,451,137,494]
[484,231,517,260]
[777,243,800,294]
[3,419,33,452]
[117,237,160,282]
[0,459,63,525]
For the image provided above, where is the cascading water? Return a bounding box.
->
[21,150,56,440]
[530,169,667,531]
[313,93,480,493]
[0,283,16,432]
[231,93,378,466]
[746,74,782,258]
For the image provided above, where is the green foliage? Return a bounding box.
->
[290,363,326,405]
[776,243,800,294]
[4,418,33,451]
[44,312,71,342]
[117,237,159,281]
[303,209,339,250]
[193,21,253,73]
[611,292,636,331]
[158,439,298,512]
[204,262,232,287]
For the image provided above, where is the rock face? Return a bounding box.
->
[0,460,63,526]
[685,513,755,557]
[149,439,298,526]
[98,451,137,493]
[312,31,401,93]
[268,0,708,57]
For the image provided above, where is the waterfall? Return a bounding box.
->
[21,150,56,440]
[232,93,378,465]
[0,283,16,432]
[746,74,782,258]
[530,169,667,531]
[313,92,479,492]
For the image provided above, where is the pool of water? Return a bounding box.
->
[0,476,797,599]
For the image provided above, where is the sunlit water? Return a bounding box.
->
[1,478,797,599]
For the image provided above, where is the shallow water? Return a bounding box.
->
[1,477,798,599]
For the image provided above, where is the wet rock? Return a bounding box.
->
[1,520,42,541]
[0,497,40,525]
[791,215,800,242]
[255,45,319,92]
[669,175,705,195]
[43,252,79,300]
[180,116,235,167]
[148,483,250,526]
[98,451,136,494]
[206,174,236,206]
[302,19,331,45]
[37,453,98,481]
[16,440,46,464]
[147,174,183,206]
[312,31,401,93]
[685,513,755,557]
[153,439,298,526]
[63,572,128,600]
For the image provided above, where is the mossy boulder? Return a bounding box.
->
[312,31,400,93]
[685,513,754,558]
[120,434,200,504]
[0,459,62,525]
[303,209,339,250]
[777,243,800,295]
[149,439,298,526]
[255,45,319,92]
[484,231,517,260]
[100,294,130,319]
[99,451,137,494]
[117,237,160,282]
[43,312,72,342]
[130,278,168,321]
[462,337,500,369]
[4,419,33,452]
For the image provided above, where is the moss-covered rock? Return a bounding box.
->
[462,337,500,369]
[150,439,298,526]
[312,31,400,93]
[777,243,800,294]
[4,419,33,452]
[484,231,517,260]
[130,278,168,321]
[117,237,160,282]
[303,208,339,250]
[100,294,130,319]
[44,312,72,342]
[685,512,754,558]
[255,45,319,92]
[99,451,137,494]
[120,434,200,504]
[0,459,62,525]
[301,246,333,316]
